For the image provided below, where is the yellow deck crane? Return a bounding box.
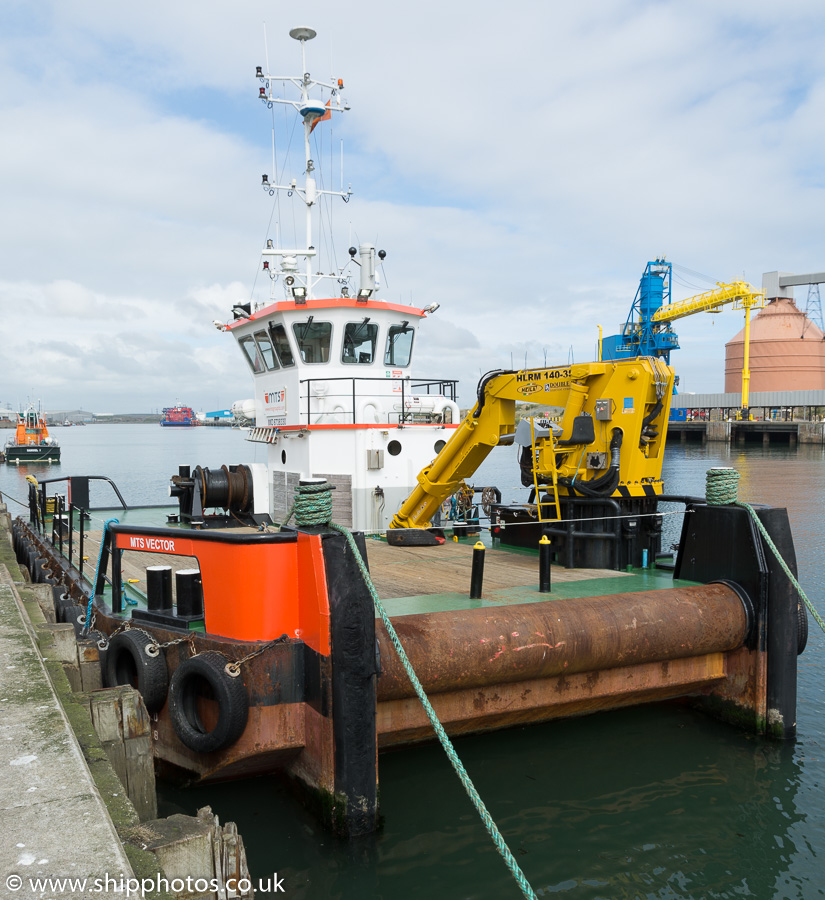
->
[389,356,676,568]
[651,281,766,416]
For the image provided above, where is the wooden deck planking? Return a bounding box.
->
[362,539,626,599]
[77,527,626,605]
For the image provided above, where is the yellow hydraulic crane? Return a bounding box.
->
[651,281,766,414]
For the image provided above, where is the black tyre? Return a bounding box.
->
[169,652,249,753]
[798,600,809,656]
[104,628,169,715]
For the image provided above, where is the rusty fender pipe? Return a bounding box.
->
[375,584,750,701]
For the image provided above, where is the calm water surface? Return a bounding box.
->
[2,427,823,899]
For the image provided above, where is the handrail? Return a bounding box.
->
[31,475,130,509]
[298,374,459,425]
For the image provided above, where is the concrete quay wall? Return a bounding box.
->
[0,503,252,900]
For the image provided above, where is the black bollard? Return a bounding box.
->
[176,568,204,617]
[146,565,173,610]
[539,534,552,593]
[470,541,485,599]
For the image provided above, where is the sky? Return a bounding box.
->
[1,0,824,413]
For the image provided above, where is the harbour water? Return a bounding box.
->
[1,427,823,898]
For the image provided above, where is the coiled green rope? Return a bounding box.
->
[282,481,337,527]
[292,482,537,900]
[706,468,825,634]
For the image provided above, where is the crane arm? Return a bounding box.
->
[652,281,765,324]
[389,357,675,532]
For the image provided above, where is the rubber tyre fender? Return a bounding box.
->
[168,652,249,753]
[797,600,809,656]
[104,628,169,715]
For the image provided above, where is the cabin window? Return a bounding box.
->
[254,330,279,370]
[239,335,265,374]
[293,319,332,364]
[384,323,415,367]
[342,320,378,365]
[268,323,295,367]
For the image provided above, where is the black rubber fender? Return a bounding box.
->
[104,628,169,715]
[32,556,47,584]
[58,594,80,624]
[798,600,809,656]
[51,586,66,620]
[168,651,249,753]
[63,604,88,637]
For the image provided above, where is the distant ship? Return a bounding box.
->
[159,405,199,427]
[4,405,60,463]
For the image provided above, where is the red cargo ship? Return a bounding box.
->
[160,405,199,427]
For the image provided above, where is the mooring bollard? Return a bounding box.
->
[470,541,485,599]
[539,534,552,593]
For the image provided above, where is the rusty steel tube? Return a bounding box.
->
[376,583,749,701]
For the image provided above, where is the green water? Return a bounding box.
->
[2,429,824,898]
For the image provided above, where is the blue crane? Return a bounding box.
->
[601,258,679,363]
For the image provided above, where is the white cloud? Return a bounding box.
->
[1,0,824,414]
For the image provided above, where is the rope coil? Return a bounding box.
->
[282,481,335,528]
[705,467,741,505]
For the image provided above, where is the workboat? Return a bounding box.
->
[4,404,60,464]
[9,27,810,842]
[160,405,199,427]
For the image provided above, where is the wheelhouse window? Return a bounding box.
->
[384,322,415,367]
[254,330,279,370]
[268,322,295,367]
[293,319,332,364]
[239,334,265,374]
[342,320,378,364]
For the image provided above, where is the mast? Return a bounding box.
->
[257,26,352,302]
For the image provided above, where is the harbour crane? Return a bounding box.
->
[603,259,765,416]
[651,281,765,415]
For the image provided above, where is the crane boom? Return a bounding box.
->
[390,357,675,533]
[652,280,764,413]
[652,281,765,323]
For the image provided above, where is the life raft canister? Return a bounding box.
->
[103,628,169,715]
[168,651,249,753]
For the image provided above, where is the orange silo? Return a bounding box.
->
[725,298,825,393]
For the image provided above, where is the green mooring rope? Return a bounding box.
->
[706,467,825,634]
[292,482,537,900]
[281,481,338,527]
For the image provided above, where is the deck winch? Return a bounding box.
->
[169,463,269,527]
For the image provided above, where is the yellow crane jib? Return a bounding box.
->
[651,280,765,413]
[651,281,766,324]
[388,357,676,542]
